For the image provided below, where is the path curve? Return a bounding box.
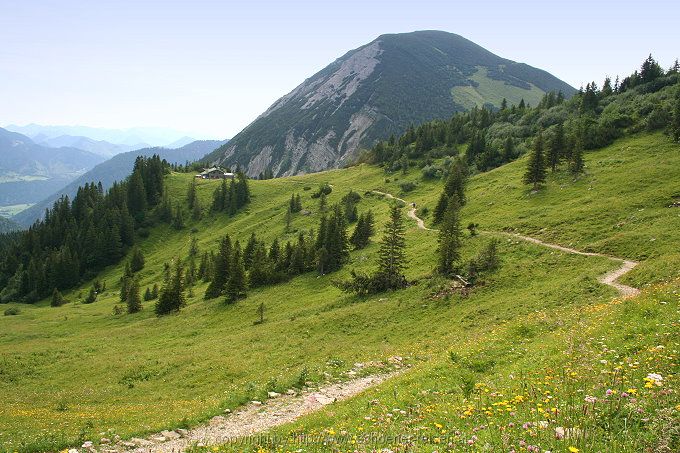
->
[110,369,403,452]
[368,190,640,298]
[370,190,434,231]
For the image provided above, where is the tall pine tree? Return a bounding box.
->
[523,131,547,190]
[375,204,408,290]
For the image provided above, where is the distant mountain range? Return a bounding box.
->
[12,139,228,227]
[32,134,147,157]
[0,128,106,207]
[203,30,575,177]
[4,124,200,150]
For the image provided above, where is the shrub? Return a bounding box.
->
[399,181,416,193]
[310,183,332,199]
[3,307,20,316]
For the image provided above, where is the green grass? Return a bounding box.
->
[0,133,678,451]
[451,66,546,110]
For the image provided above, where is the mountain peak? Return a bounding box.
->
[204,31,574,178]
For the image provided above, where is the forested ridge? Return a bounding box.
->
[362,55,680,175]
[0,156,168,303]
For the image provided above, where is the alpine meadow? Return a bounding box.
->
[1,10,679,453]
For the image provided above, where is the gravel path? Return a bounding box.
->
[104,369,404,453]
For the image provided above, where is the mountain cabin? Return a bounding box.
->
[195,167,235,180]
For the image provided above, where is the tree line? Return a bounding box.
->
[154,190,377,315]
[0,156,168,303]
[360,54,680,182]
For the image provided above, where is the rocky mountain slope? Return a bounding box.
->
[203,30,574,177]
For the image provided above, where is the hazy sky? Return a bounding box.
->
[1,0,678,139]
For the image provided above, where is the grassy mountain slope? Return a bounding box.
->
[12,139,227,227]
[0,133,678,451]
[204,30,574,177]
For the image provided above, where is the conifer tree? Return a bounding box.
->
[211,180,227,212]
[51,288,66,307]
[191,196,202,220]
[84,287,97,304]
[434,159,467,223]
[143,286,153,301]
[187,178,197,209]
[375,204,407,290]
[502,136,515,162]
[437,198,463,276]
[350,210,375,249]
[269,238,280,263]
[155,259,185,315]
[548,123,565,172]
[204,235,232,299]
[172,203,184,229]
[284,206,292,232]
[227,180,237,215]
[127,169,148,219]
[570,137,585,175]
[243,232,258,270]
[151,283,159,299]
[226,242,247,303]
[523,131,547,189]
[129,247,145,273]
[126,278,142,313]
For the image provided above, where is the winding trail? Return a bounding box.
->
[102,191,639,452]
[368,190,640,298]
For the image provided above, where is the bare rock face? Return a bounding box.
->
[202,31,574,178]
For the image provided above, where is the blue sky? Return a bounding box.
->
[1,0,678,138]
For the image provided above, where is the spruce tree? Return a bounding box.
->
[172,203,184,229]
[204,235,232,299]
[187,178,197,209]
[51,288,66,307]
[570,137,585,175]
[143,286,153,301]
[523,131,547,190]
[284,206,292,232]
[151,283,159,299]
[437,198,463,276]
[502,136,515,162]
[191,197,202,220]
[548,123,565,172]
[84,287,97,304]
[155,259,185,315]
[129,247,145,272]
[226,242,247,303]
[126,278,142,313]
[433,193,449,224]
[127,169,148,218]
[227,180,237,215]
[375,204,407,290]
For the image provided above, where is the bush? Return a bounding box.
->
[310,183,332,199]
[399,181,416,193]
[3,307,20,316]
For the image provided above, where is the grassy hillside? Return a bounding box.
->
[0,133,678,451]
